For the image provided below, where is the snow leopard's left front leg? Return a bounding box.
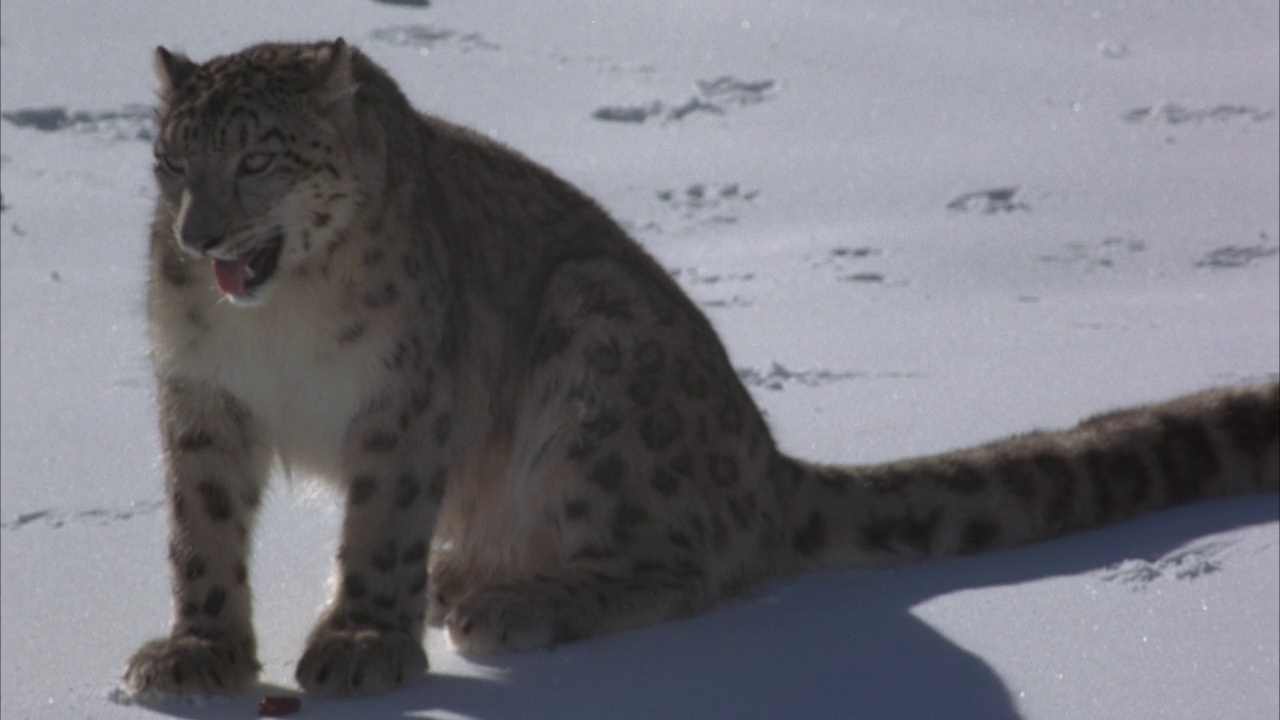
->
[295,375,451,696]
[125,380,271,696]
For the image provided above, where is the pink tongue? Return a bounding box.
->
[213,256,253,296]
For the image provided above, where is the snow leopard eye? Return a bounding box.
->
[238,152,276,176]
[158,153,185,175]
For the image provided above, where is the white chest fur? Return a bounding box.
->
[154,286,390,482]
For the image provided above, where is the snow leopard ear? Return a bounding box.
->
[313,38,359,115]
[154,46,198,95]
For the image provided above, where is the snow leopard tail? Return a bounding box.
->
[774,381,1279,569]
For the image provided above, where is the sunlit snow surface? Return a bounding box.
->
[2,2,1276,718]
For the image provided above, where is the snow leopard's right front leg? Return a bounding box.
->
[125,380,271,696]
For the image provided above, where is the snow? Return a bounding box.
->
[1,1,1277,718]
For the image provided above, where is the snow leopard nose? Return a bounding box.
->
[175,189,230,256]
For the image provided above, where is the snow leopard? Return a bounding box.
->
[124,38,1280,697]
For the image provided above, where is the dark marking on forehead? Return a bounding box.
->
[259,127,286,145]
[158,47,326,152]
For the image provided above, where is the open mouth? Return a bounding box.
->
[211,235,283,299]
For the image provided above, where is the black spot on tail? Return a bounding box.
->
[861,511,941,556]
[935,462,988,495]
[1154,416,1219,503]
[1029,452,1079,533]
[959,518,1001,554]
[1084,446,1150,520]
[1220,386,1280,463]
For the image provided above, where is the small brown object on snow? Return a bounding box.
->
[258,695,302,716]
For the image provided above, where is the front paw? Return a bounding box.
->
[446,586,557,655]
[295,627,427,696]
[124,634,259,697]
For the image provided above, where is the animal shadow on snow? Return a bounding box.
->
[145,494,1277,720]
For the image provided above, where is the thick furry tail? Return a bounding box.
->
[774,381,1279,570]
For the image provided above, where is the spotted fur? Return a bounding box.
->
[124,39,1280,698]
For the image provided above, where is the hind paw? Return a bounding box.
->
[445,586,558,655]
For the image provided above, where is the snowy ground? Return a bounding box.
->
[2,1,1277,718]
